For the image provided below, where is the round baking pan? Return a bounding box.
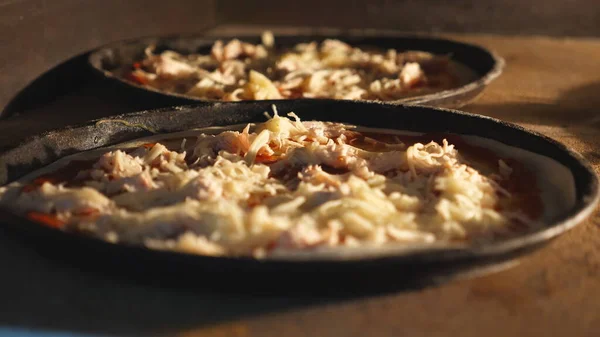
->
[88,33,504,109]
[0,101,596,292]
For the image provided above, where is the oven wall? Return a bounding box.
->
[217,0,598,37]
[1,0,217,112]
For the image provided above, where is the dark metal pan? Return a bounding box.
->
[0,101,596,291]
[88,32,504,109]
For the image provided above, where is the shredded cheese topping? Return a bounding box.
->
[0,106,539,258]
[124,31,460,102]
